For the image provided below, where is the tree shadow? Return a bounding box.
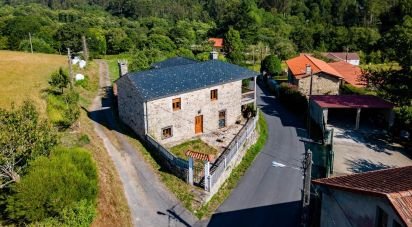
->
[207,201,301,227]
[345,158,394,173]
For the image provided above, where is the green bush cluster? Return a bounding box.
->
[6,147,97,225]
[278,83,308,114]
[394,106,412,134]
[47,90,80,129]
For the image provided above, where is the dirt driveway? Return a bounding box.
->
[332,126,412,176]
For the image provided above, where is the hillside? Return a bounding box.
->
[0,50,66,113]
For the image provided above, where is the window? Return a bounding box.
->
[376,207,388,227]
[162,126,173,139]
[219,110,226,128]
[210,89,218,100]
[172,98,181,111]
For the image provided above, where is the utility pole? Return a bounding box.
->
[67,48,73,88]
[301,149,313,227]
[28,32,33,54]
[82,35,89,61]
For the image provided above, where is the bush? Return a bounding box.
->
[6,147,97,224]
[261,54,282,76]
[278,83,308,113]
[394,106,412,133]
[74,75,90,90]
[340,83,375,95]
[47,91,80,129]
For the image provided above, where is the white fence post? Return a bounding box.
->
[204,161,210,191]
[224,156,227,168]
[188,157,194,186]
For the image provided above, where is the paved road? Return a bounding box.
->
[91,61,197,227]
[205,84,306,227]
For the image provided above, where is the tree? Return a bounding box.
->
[129,50,150,72]
[224,27,244,64]
[6,147,97,223]
[261,54,282,75]
[0,102,57,189]
[49,67,69,94]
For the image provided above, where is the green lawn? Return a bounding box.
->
[170,139,218,160]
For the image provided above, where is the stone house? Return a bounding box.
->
[116,57,257,144]
[312,166,412,227]
[286,54,343,96]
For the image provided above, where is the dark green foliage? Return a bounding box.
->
[394,106,412,133]
[261,54,281,75]
[0,101,57,188]
[47,90,80,129]
[223,27,243,64]
[278,83,308,114]
[49,67,69,94]
[340,84,374,96]
[6,147,97,224]
[19,37,55,53]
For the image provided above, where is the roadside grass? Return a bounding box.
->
[104,54,132,82]
[170,139,218,159]
[360,62,401,71]
[124,111,268,220]
[196,111,268,219]
[0,53,132,226]
[0,50,66,114]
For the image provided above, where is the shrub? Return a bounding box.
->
[47,90,80,129]
[394,106,412,133]
[340,83,375,95]
[278,83,308,113]
[261,54,282,76]
[6,147,97,224]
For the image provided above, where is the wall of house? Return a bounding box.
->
[298,73,340,95]
[146,80,242,144]
[117,77,146,138]
[320,188,405,227]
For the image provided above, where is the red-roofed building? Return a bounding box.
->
[208,38,224,52]
[286,54,343,95]
[329,61,366,88]
[312,166,412,227]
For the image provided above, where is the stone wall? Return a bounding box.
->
[147,80,242,144]
[298,73,341,95]
[320,188,404,227]
[117,76,146,137]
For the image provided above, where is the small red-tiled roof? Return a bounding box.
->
[208,38,223,48]
[324,52,360,61]
[286,54,343,79]
[185,150,214,162]
[313,166,412,225]
[328,61,365,87]
[310,95,394,109]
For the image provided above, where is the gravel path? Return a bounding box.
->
[91,60,197,227]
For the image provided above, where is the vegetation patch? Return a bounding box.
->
[170,139,218,160]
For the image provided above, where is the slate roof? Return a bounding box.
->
[313,166,412,225]
[122,60,258,101]
[286,54,343,79]
[310,95,394,109]
[328,61,365,87]
[151,57,197,69]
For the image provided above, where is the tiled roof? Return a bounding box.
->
[185,150,215,162]
[286,54,343,79]
[324,52,360,61]
[310,95,394,109]
[151,57,197,69]
[121,59,258,101]
[313,166,412,225]
[208,38,224,48]
[328,61,365,87]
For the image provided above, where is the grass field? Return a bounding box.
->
[0,51,67,113]
[170,139,218,159]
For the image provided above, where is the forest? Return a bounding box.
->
[0,0,411,66]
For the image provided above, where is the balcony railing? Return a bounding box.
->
[241,87,255,105]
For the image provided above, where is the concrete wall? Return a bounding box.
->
[297,73,341,95]
[320,188,405,227]
[117,76,146,137]
[146,81,242,144]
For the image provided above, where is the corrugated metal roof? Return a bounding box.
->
[121,60,258,101]
[310,95,394,109]
[313,166,412,226]
[151,57,197,69]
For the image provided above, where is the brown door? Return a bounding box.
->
[195,115,203,134]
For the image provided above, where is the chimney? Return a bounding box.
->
[305,64,312,75]
[210,51,218,60]
[118,60,128,77]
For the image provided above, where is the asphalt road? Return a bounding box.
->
[91,61,197,227]
[205,83,306,227]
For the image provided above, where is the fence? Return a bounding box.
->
[207,114,259,193]
[146,135,189,181]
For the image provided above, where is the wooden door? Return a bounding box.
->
[195,115,203,134]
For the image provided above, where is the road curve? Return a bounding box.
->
[205,84,306,227]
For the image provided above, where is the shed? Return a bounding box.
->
[309,95,395,130]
